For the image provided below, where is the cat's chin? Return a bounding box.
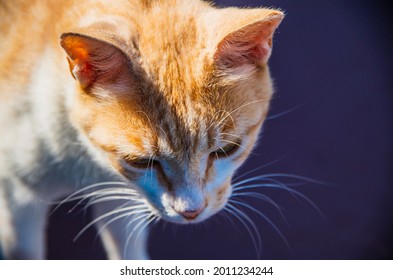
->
[159,213,213,225]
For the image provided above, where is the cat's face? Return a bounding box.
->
[61,5,283,224]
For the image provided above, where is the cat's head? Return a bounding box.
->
[60,3,283,224]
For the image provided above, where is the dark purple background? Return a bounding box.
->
[47,0,393,259]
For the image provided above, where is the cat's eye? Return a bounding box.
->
[211,143,240,158]
[124,157,159,169]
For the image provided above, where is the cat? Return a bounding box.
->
[0,0,283,259]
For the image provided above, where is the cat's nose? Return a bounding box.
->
[176,207,204,220]
[171,187,206,220]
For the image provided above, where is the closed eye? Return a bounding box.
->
[211,142,240,159]
[124,156,159,169]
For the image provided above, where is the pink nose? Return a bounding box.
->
[177,208,204,220]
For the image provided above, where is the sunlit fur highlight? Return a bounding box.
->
[0,0,283,259]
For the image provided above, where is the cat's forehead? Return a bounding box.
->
[134,2,209,91]
[129,83,254,158]
[136,89,212,154]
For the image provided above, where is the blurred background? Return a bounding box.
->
[48,0,393,259]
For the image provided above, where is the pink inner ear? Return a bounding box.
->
[214,16,282,71]
[61,34,130,89]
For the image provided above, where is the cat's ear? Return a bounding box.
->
[60,31,131,89]
[210,9,284,76]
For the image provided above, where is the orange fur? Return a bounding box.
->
[0,0,283,194]
[0,0,284,258]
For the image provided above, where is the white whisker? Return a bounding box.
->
[134,215,158,246]
[220,132,243,140]
[225,203,262,258]
[234,180,325,219]
[212,110,237,131]
[73,204,147,242]
[83,195,140,211]
[51,181,129,214]
[230,198,291,251]
[95,208,150,239]
[231,191,288,224]
[65,188,139,214]
[213,99,270,132]
[232,158,284,183]
[124,212,152,257]
[266,104,304,121]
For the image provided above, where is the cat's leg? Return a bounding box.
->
[92,201,151,260]
[0,181,49,259]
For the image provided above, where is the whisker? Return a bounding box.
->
[231,191,288,224]
[73,204,147,242]
[207,110,233,132]
[234,181,326,220]
[134,215,158,246]
[225,203,262,258]
[212,110,237,131]
[50,181,128,214]
[124,212,152,257]
[218,146,229,158]
[155,124,170,143]
[266,104,304,121]
[97,213,137,241]
[136,110,154,130]
[217,208,238,229]
[149,155,155,186]
[95,207,150,239]
[255,173,332,186]
[234,182,288,191]
[230,198,292,252]
[233,175,305,188]
[230,164,328,257]
[208,99,269,134]
[232,158,284,183]
[220,132,243,140]
[82,195,140,211]
[65,188,139,214]
[225,99,270,122]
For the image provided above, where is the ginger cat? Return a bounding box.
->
[0,0,283,259]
